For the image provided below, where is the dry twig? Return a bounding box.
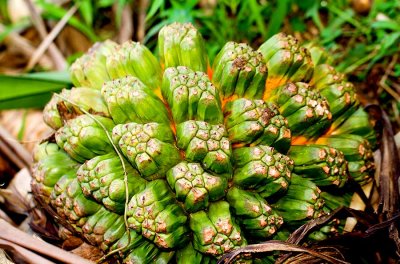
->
[0,238,54,264]
[217,240,349,264]
[0,125,32,169]
[117,4,133,43]
[0,219,94,264]
[26,4,78,71]
[379,54,400,102]
[0,24,53,70]
[0,250,13,264]
[23,0,66,70]
[136,0,148,42]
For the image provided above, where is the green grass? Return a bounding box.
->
[0,0,399,119]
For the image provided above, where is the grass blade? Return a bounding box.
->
[37,1,98,42]
[0,71,71,110]
[266,0,290,38]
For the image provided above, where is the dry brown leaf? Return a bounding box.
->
[0,238,55,264]
[395,131,400,152]
[0,24,54,72]
[279,247,346,264]
[0,209,15,226]
[23,0,66,70]
[217,240,349,264]
[71,243,104,262]
[62,236,84,251]
[0,110,52,153]
[55,26,92,56]
[0,219,94,264]
[0,154,17,186]
[0,168,32,215]
[0,249,14,264]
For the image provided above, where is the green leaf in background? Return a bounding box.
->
[146,0,164,22]
[78,0,94,27]
[0,20,31,43]
[336,43,368,73]
[371,20,400,31]
[266,0,290,38]
[115,0,130,28]
[0,71,72,110]
[303,0,324,31]
[17,110,28,141]
[220,0,240,14]
[97,0,116,7]
[0,0,10,24]
[36,0,98,42]
[368,32,400,68]
[290,16,306,32]
[320,13,346,45]
[394,64,400,78]
[247,0,268,39]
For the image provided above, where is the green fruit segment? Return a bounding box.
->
[158,22,208,72]
[162,66,223,124]
[321,191,352,211]
[81,207,126,251]
[227,187,283,239]
[109,230,147,259]
[224,99,291,153]
[233,145,293,198]
[315,134,374,184]
[273,174,326,225]
[272,228,291,241]
[77,153,147,214]
[289,145,348,187]
[47,168,132,252]
[317,135,372,162]
[123,241,169,264]
[43,89,71,130]
[310,64,359,120]
[189,201,247,257]
[307,219,343,242]
[43,88,110,130]
[33,141,62,161]
[212,42,268,100]
[269,82,332,138]
[105,41,162,90]
[176,242,216,264]
[112,122,181,180]
[51,178,102,231]
[70,39,162,90]
[167,161,228,212]
[330,107,377,148]
[176,120,232,177]
[31,143,78,201]
[154,251,176,264]
[55,115,115,163]
[111,229,173,263]
[126,180,189,249]
[34,22,379,263]
[70,40,117,89]
[311,64,343,86]
[286,47,313,84]
[123,244,158,263]
[101,76,170,125]
[302,42,333,66]
[259,33,314,89]
[68,87,109,114]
